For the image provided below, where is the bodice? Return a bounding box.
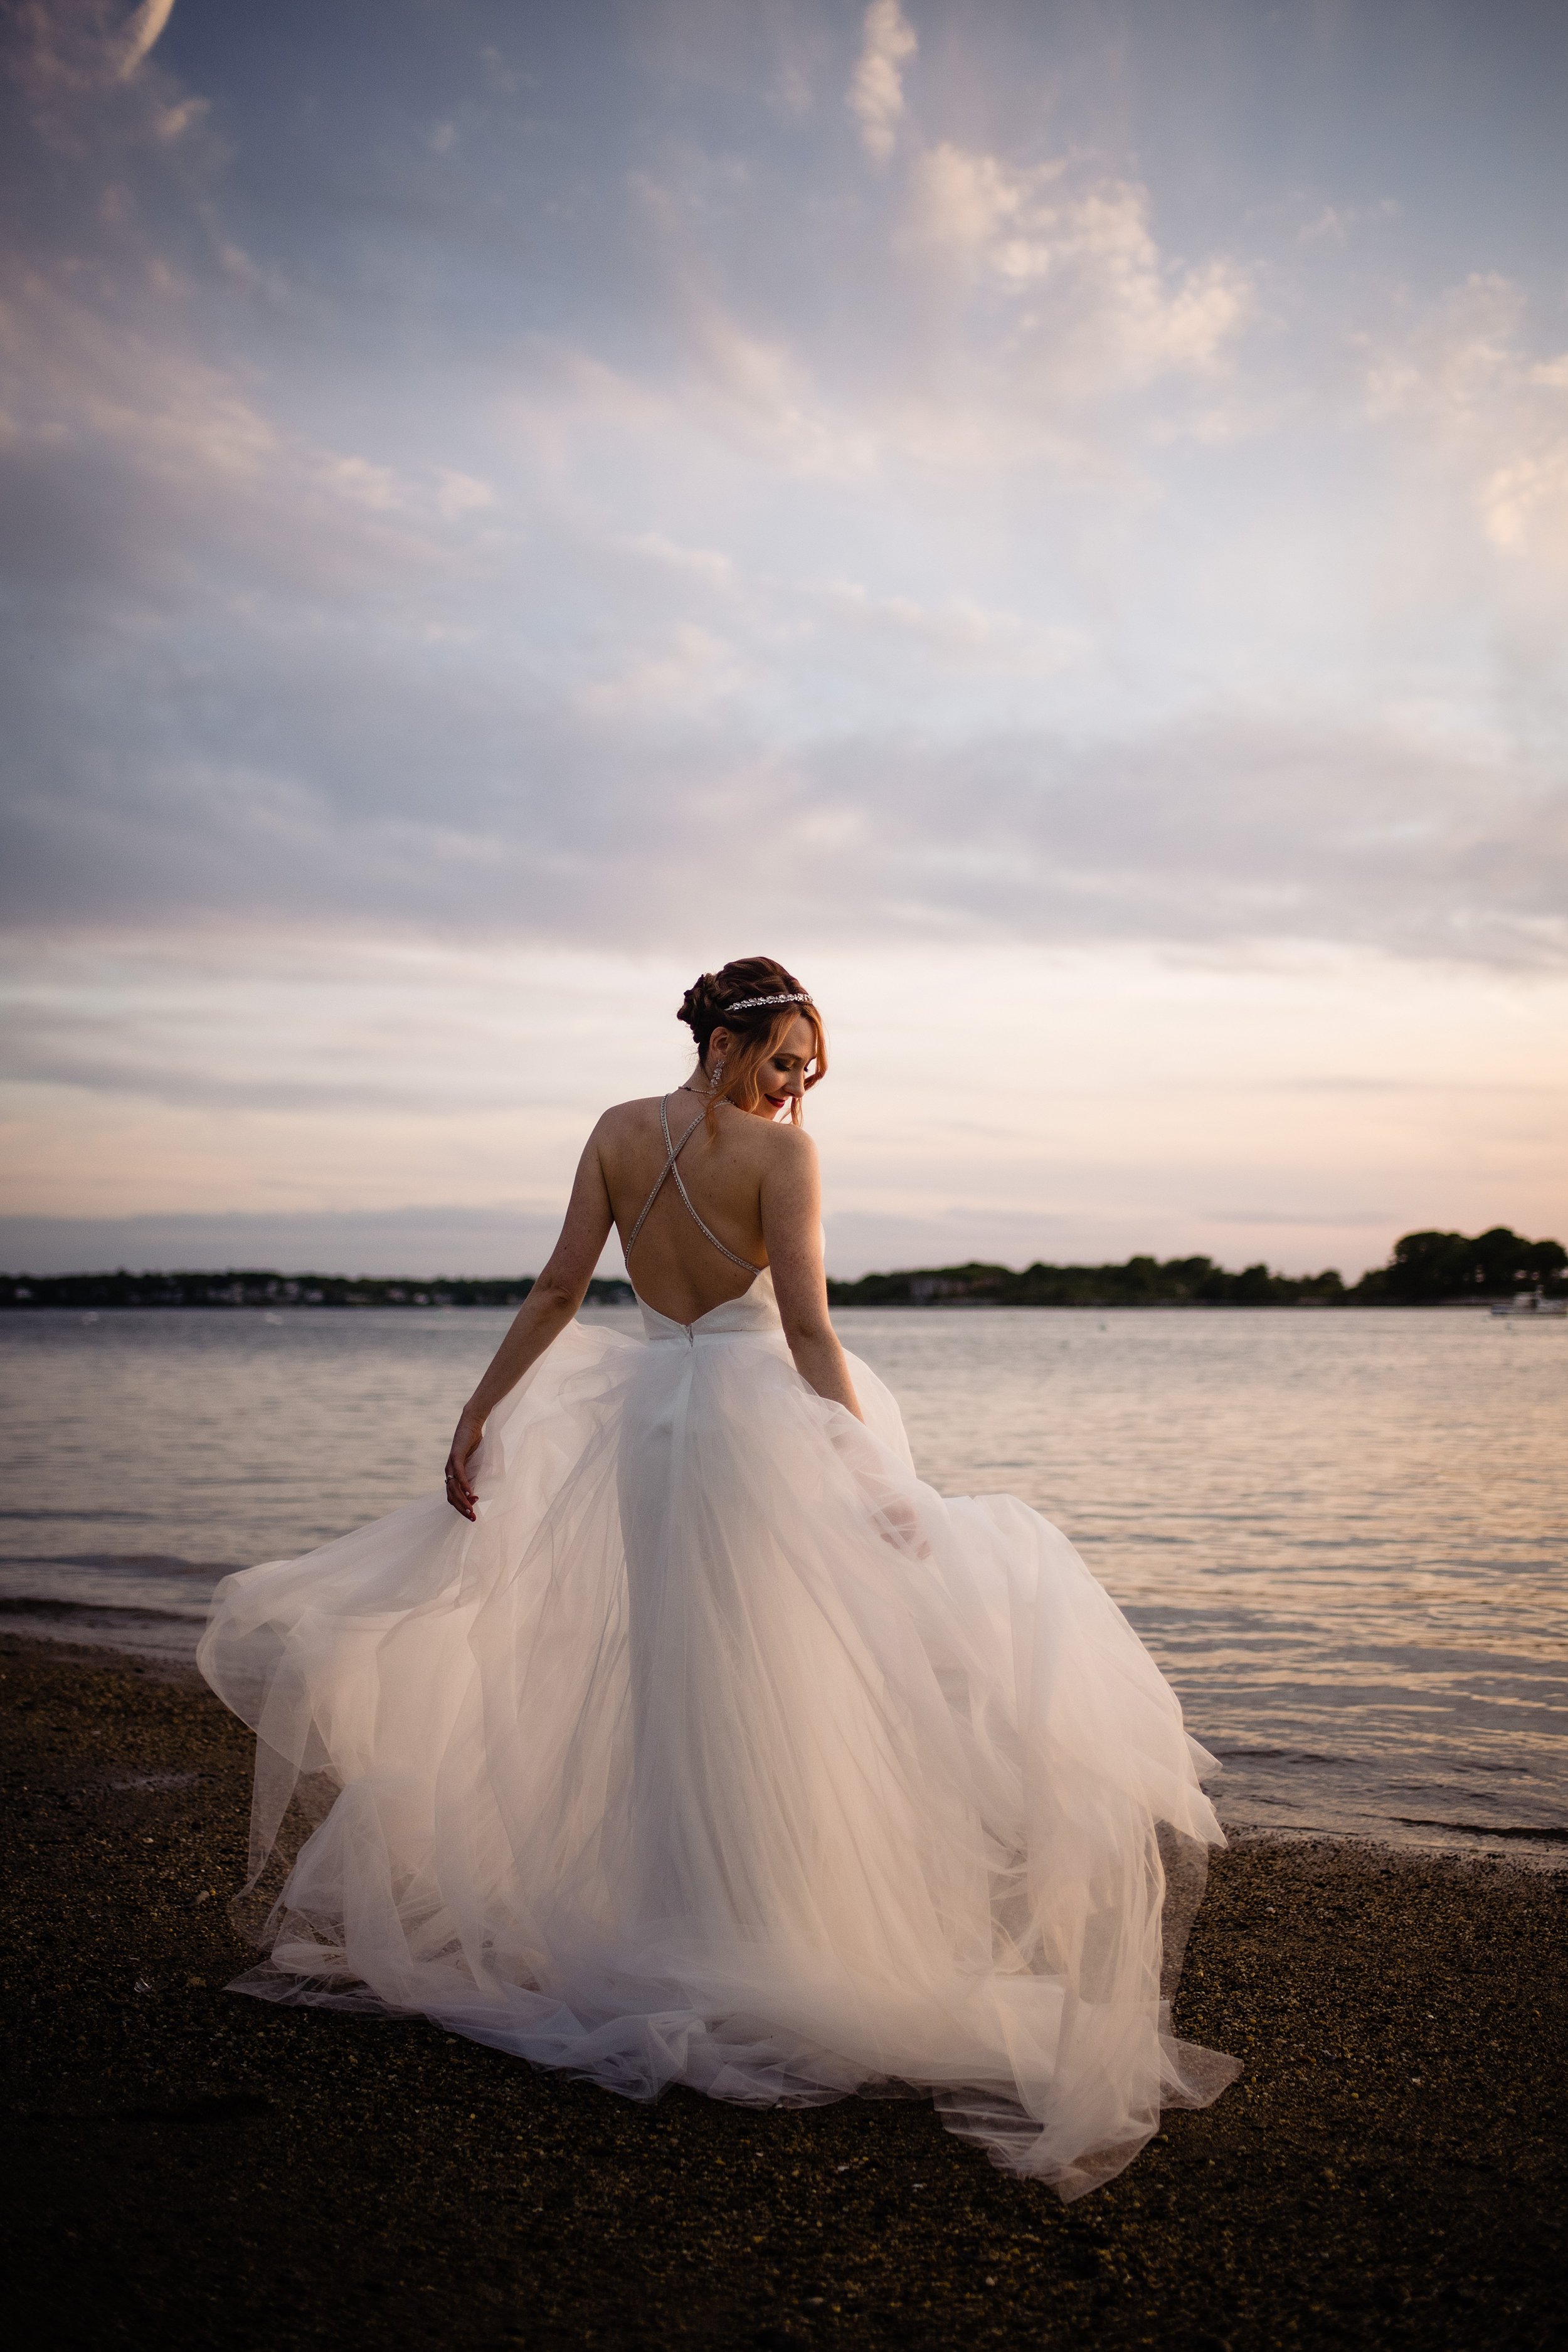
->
[636,1266,783,1344]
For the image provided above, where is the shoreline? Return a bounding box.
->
[7,1609,1564,1875]
[4,1631,1564,2349]
[4,1298,1552,1311]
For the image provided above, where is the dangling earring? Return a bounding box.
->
[710,1057,726,1091]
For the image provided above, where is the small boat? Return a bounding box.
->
[1490,1289,1567,1318]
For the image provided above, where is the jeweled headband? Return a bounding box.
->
[723,993,813,1012]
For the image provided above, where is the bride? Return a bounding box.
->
[199,955,1238,2198]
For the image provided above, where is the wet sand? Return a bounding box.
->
[3,1630,1564,2351]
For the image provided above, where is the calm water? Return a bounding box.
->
[1,1306,1563,1860]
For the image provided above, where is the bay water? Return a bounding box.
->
[1,1304,1562,1859]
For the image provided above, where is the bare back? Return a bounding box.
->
[598,1093,788,1326]
[443,1075,861,1500]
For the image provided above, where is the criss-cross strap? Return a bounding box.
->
[624,1096,763,1276]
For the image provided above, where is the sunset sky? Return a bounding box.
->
[3,0,1565,1279]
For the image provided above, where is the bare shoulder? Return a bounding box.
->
[755,1120,819,1175]
[595,1094,665,1141]
[600,1094,668,1120]
[765,1118,817,1155]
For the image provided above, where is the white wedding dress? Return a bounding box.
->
[199,1118,1238,2198]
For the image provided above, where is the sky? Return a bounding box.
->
[2,0,1565,1281]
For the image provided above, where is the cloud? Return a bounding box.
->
[622,532,736,589]
[4,608,1562,965]
[673,290,876,477]
[627,170,880,479]
[6,0,1568,1286]
[913,142,1251,399]
[787,714,1567,968]
[1,0,1561,995]
[1296,198,1399,248]
[0,190,1559,973]
[820,582,1088,678]
[6,0,180,120]
[621,127,1252,485]
[1365,273,1568,563]
[9,926,1562,1281]
[848,0,917,164]
[0,1207,578,1279]
[576,622,750,719]
[117,0,177,80]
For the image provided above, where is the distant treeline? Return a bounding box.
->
[824,1227,1567,1310]
[0,1270,633,1311]
[0,1226,1561,1312]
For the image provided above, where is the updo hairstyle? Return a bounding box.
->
[677,957,827,1127]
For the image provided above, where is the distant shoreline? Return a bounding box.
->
[5,1222,1565,1318]
[0,1295,1542,1313]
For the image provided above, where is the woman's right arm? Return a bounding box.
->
[761,1128,862,1421]
[443,1126,615,1518]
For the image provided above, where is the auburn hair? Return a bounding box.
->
[677,958,826,1130]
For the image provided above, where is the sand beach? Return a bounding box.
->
[3,1629,1563,2351]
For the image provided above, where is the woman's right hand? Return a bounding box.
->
[443,1411,485,1519]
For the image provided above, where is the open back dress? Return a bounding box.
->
[198,1101,1238,2198]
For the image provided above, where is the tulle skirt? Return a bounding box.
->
[198,1279,1238,2197]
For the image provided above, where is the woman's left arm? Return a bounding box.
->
[443,1125,615,1518]
[763,1128,862,1421]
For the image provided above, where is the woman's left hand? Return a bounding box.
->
[443,1412,484,1519]
[876,1494,931,1559]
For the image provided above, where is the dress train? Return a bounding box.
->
[199,1270,1238,2196]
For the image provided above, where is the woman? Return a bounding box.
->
[199,955,1237,2198]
